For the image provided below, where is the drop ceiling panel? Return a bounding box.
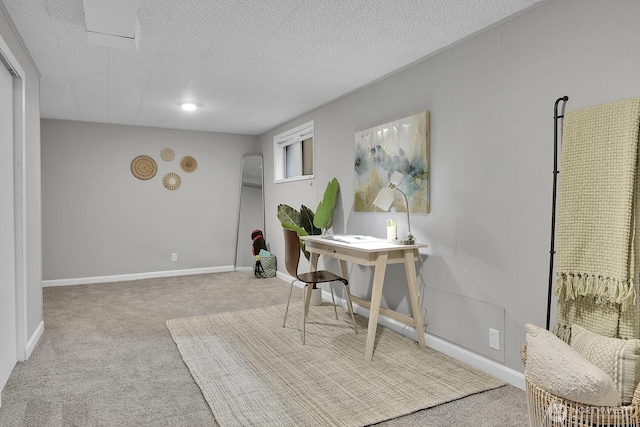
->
[1,0,545,135]
[73,76,109,122]
[134,82,190,127]
[187,55,243,85]
[136,0,172,52]
[108,49,156,79]
[62,47,110,76]
[38,75,79,119]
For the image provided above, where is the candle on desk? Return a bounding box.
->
[386,219,397,242]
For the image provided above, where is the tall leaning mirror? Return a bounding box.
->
[235,154,265,270]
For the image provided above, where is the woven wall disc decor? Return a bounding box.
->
[163,172,181,190]
[131,155,157,180]
[180,156,197,173]
[161,148,175,162]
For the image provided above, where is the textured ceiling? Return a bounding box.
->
[1,0,544,135]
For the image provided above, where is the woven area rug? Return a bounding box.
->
[167,303,505,427]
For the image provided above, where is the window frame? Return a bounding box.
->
[273,121,314,183]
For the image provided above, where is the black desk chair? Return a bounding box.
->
[282,229,358,344]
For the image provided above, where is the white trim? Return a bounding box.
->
[24,320,43,359]
[274,120,314,144]
[14,61,27,362]
[275,271,524,390]
[371,308,525,390]
[0,30,28,365]
[273,121,314,183]
[274,175,314,184]
[42,266,234,287]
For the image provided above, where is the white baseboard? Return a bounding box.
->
[275,271,524,390]
[24,320,44,360]
[368,308,525,390]
[42,266,235,287]
[2,322,43,407]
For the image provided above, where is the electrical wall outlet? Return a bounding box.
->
[171,253,178,262]
[489,328,500,350]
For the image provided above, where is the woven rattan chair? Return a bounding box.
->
[521,345,640,427]
[282,229,358,344]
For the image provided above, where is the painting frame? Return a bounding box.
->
[354,111,430,213]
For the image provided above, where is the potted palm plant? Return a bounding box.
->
[277,177,340,257]
[277,178,340,304]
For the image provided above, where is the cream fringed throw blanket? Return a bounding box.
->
[554,97,640,340]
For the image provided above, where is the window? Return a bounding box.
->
[274,121,314,183]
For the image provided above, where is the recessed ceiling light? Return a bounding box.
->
[181,103,197,112]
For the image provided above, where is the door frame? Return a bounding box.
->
[0,32,27,362]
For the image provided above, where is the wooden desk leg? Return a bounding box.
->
[404,250,426,350]
[338,259,358,333]
[338,259,349,279]
[309,253,319,272]
[365,253,388,362]
[338,259,352,306]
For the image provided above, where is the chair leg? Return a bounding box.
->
[344,283,358,334]
[329,283,338,320]
[283,278,296,327]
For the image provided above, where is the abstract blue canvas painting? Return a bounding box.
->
[355,111,430,213]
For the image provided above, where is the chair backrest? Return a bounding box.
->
[283,229,301,279]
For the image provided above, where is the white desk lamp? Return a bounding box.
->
[373,171,415,245]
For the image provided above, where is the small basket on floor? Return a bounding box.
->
[254,255,276,278]
[521,345,640,427]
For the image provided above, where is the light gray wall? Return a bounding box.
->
[260,0,640,373]
[0,5,42,351]
[41,120,258,280]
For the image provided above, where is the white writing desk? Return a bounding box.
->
[301,235,426,362]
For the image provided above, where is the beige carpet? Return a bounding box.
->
[167,302,505,427]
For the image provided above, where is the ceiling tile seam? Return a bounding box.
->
[132,48,164,126]
[235,0,307,79]
[140,0,178,127]
[178,0,245,91]
[46,0,84,120]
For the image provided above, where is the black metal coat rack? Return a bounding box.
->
[546,96,569,330]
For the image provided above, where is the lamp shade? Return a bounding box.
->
[373,186,396,211]
[372,170,415,245]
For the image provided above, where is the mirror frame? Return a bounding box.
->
[234,154,265,271]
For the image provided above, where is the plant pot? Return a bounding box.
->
[309,287,323,306]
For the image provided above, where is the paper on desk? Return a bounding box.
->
[322,235,380,244]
